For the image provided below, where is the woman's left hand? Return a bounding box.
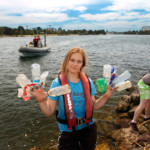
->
[105,85,114,98]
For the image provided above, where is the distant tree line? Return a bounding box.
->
[0,26,150,36]
[123,30,150,35]
[106,30,150,35]
[0,26,106,36]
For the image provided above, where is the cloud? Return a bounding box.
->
[0,12,76,26]
[79,11,150,22]
[80,13,120,21]
[103,0,150,11]
[73,6,87,12]
[0,0,150,31]
[0,0,99,12]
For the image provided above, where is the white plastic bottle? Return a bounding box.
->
[115,80,132,91]
[48,84,71,97]
[16,74,32,98]
[31,63,40,83]
[16,74,32,88]
[113,70,131,86]
[103,64,112,83]
[40,71,49,88]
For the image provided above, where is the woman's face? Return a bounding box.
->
[67,53,83,74]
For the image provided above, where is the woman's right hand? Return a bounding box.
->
[30,83,47,103]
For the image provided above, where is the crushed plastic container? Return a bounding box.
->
[96,78,107,94]
[40,71,49,88]
[16,74,32,88]
[48,84,71,96]
[109,66,118,86]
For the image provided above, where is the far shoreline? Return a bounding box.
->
[0,34,107,38]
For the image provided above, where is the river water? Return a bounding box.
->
[0,35,150,150]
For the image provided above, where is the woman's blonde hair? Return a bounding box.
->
[61,47,87,74]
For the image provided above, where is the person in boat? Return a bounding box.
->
[130,72,150,132]
[37,35,42,47]
[30,47,114,150]
[33,36,38,47]
[29,41,33,46]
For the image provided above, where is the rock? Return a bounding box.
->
[116,95,131,112]
[115,118,131,128]
[128,106,138,118]
[130,92,140,105]
[95,143,110,150]
[112,128,139,149]
[126,86,135,92]
[119,113,129,118]
[136,132,150,147]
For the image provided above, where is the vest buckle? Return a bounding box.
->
[77,118,86,126]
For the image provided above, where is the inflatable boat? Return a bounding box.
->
[18,45,51,56]
[18,29,51,57]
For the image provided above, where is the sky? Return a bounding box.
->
[0,0,150,32]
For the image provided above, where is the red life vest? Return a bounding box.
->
[58,72,93,130]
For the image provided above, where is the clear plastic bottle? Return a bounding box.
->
[48,84,71,96]
[31,63,40,83]
[16,74,32,98]
[40,71,49,88]
[16,74,32,88]
[103,64,112,84]
[109,66,118,86]
[115,80,132,91]
[112,70,131,87]
[17,88,23,98]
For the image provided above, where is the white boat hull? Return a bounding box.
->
[19,46,51,56]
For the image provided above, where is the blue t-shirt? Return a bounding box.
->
[48,77,96,132]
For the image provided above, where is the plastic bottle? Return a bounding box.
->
[112,70,131,87]
[103,64,112,83]
[109,66,118,86]
[48,84,71,96]
[16,74,32,88]
[96,78,107,94]
[115,80,132,91]
[31,63,40,83]
[17,88,23,98]
[39,71,49,88]
[16,74,32,99]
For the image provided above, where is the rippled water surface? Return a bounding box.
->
[0,35,150,150]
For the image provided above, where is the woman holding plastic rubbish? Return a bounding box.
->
[30,47,114,150]
[130,72,150,132]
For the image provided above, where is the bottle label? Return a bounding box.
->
[33,79,40,83]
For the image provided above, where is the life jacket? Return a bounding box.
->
[57,72,93,130]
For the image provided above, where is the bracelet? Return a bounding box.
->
[47,92,49,97]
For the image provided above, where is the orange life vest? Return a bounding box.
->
[58,72,93,130]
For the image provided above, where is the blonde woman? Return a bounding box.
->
[31,47,113,150]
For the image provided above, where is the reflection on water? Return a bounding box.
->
[0,35,150,150]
